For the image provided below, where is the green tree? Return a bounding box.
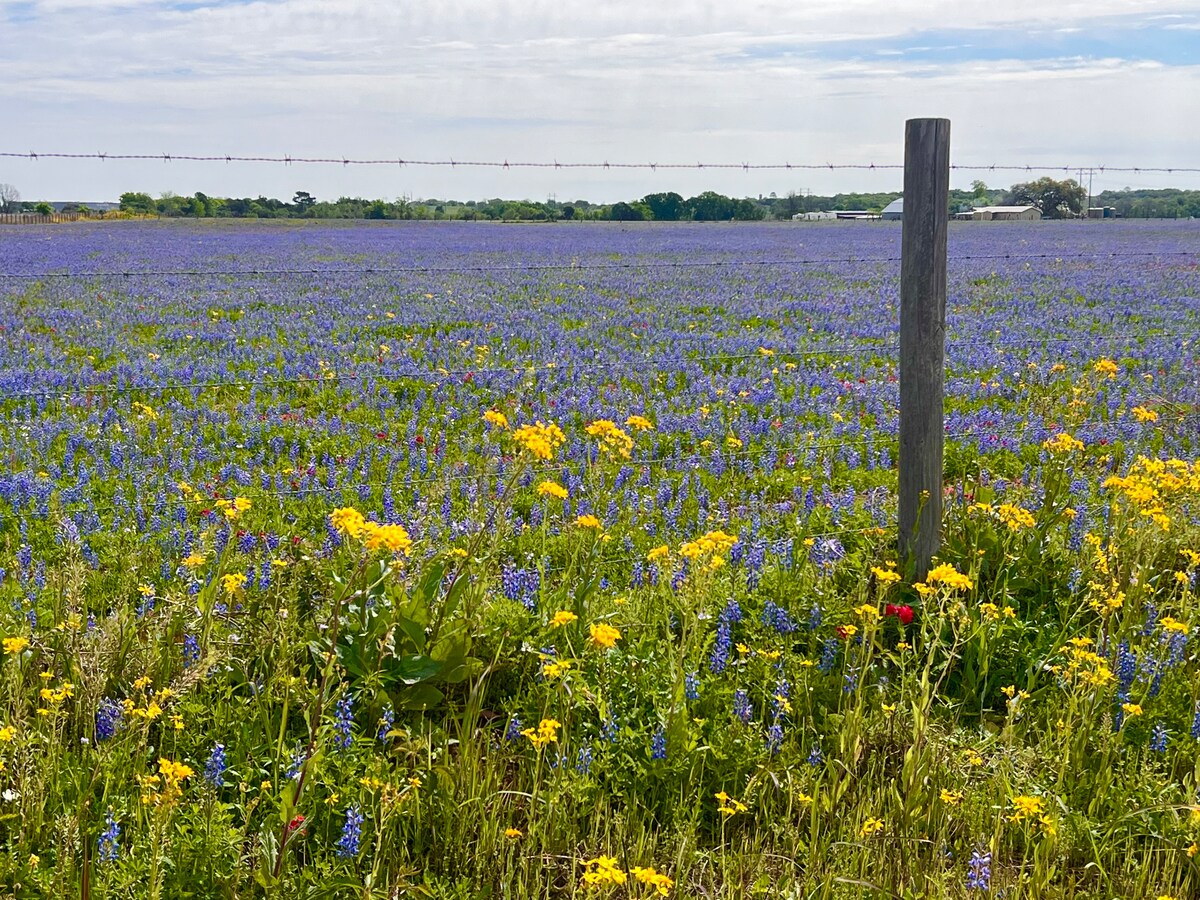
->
[686,191,736,221]
[609,201,644,221]
[119,192,156,215]
[641,192,684,221]
[34,202,53,216]
[1004,178,1086,219]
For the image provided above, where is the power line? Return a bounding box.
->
[3,151,1199,174]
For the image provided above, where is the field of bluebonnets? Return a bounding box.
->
[0,218,1198,899]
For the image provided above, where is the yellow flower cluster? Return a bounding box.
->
[646,545,670,562]
[1010,794,1055,833]
[181,552,207,569]
[624,415,654,431]
[589,622,621,649]
[581,855,627,888]
[1093,357,1119,379]
[1130,405,1159,423]
[860,817,885,837]
[1105,456,1200,533]
[541,658,574,680]
[1055,642,1115,688]
[574,514,602,529]
[520,718,561,749]
[678,530,739,562]
[222,573,248,595]
[630,866,674,896]
[328,508,413,555]
[1043,432,1085,454]
[925,563,974,592]
[537,480,568,500]
[3,637,29,655]
[715,791,748,817]
[871,565,901,585]
[140,758,194,806]
[215,496,251,521]
[586,419,634,459]
[996,503,1036,531]
[550,610,578,627]
[512,421,566,460]
[483,409,509,430]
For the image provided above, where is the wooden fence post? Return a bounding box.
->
[898,118,950,579]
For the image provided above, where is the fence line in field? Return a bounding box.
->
[1,250,1197,281]
[0,329,1195,407]
[4,150,1200,175]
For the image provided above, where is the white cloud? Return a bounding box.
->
[3,0,1199,200]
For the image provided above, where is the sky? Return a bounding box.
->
[3,0,1200,204]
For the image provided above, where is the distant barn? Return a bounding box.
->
[881,198,903,221]
[971,205,1040,221]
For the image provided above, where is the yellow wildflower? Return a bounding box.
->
[361,522,413,555]
[589,623,621,649]
[511,421,566,460]
[3,637,29,655]
[646,545,670,562]
[940,790,963,806]
[1010,795,1045,822]
[483,410,509,430]
[574,514,602,529]
[537,481,568,500]
[1131,406,1159,423]
[860,817,885,837]
[182,552,207,569]
[222,573,247,595]
[871,566,901,585]
[630,866,674,896]
[329,507,367,538]
[504,827,523,839]
[550,610,578,628]
[585,419,634,459]
[1043,432,1085,453]
[0,725,15,743]
[581,855,627,888]
[625,415,654,431]
[926,563,973,591]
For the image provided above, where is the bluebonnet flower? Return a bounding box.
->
[286,748,305,780]
[505,715,523,742]
[966,847,991,890]
[733,689,752,724]
[97,810,120,863]
[761,600,798,634]
[377,705,394,743]
[1150,722,1168,753]
[808,603,823,631]
[334,695,354,750]
[204,743,227,788]
[336,805,364,858]
[723,599,744,624]
[576,745,593,775]
[684,671,700,701]
[817,638,839,674]
[1191,704,1200,741]
[182,633,200,668]
[96,698,123,741]
[650,727,667,760]
[709,616,732,674]
[766,722,783,755]
[601,714,620,743]
[806,746,823,767]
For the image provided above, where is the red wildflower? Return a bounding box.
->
[885,604,914,625]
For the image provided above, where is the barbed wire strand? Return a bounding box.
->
[1,250,1197,280]
[3,151,1200,174]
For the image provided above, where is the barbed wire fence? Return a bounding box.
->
[1,130,1198,575]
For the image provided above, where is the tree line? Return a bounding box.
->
[4,180,1198,221]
